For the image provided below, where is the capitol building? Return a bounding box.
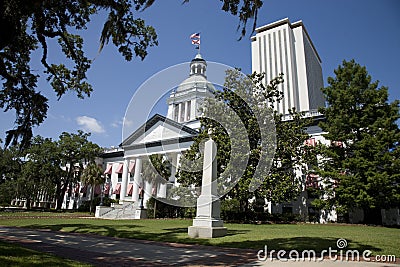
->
[56,18,339,222]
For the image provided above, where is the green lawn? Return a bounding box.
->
[0,212,399,257]
[0,240,91,267]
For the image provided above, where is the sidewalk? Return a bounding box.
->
[0,226,398,267]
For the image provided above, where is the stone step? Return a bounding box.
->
[98,202,140,219]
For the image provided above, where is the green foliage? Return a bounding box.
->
[0,0,158,149]
[317,60,400,221]
[55,130,102,210]
[0,180,16,206]
[142,0,263,38]
[1,216,399,256]
[264,109,315,204]
[142,154,171,183]
[1,0,264,150]
[146,197,194,219]
[0,131,102,210]
[77,197,115,212]
[81,162,104,213]
[0,140,21,184]
[178,69,314,213]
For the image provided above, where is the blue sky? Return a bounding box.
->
[1,0,399,148]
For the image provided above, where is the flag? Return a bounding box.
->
[190,32,200,39]
[190,32,200,47]
[191,39,200,45]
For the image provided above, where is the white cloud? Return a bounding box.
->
[111,118,133,128]
[111,119,123,128]
[76,116,105,134]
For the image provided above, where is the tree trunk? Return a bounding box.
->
[55,183,62,210]
[56,183,69,210]
[90,184,95,214]
[25,198,31,210]
[153,199,157,218]
[56,167,73,210]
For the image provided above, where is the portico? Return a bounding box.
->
[96,53,214,218]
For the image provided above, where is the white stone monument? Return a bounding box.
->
[188,132,227,238]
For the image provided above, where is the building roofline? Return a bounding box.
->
[101,150,124,159]
[254,17,291,33]
[291,20,322,63]
[120,114,198,147]
[251,18,322,63]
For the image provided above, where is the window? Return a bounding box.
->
[118,173,122,183]
[186,101,191,121]
[173,104,179,121]
[180,103,185,122]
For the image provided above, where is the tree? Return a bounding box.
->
[81,162,104,213]
[317,60,400,224]
[0,140,21,205]
[55,130,102,210]
[0,140,21,183]
[20,136,63,209]
[0,0,264,150]
[178,69,315,218]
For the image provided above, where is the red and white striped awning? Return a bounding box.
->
[115,163,123,174]
[104,164,112,174]
[113,184,121,194]
[129,161,136,174]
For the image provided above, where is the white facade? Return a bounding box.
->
[251,18,325,115]
[91,54,214,218]
[251,18,335,222]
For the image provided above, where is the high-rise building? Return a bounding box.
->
[251,18,325,115]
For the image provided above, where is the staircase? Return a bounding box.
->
[96,201,142,219]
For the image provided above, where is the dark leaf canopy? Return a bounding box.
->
[0,0,158,149]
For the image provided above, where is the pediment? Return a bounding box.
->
[121,114,198,147]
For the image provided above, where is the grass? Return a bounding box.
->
[0,240,92,266]
[1,211,399,257]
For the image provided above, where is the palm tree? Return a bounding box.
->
[81,163,104,214]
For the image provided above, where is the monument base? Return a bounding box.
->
[188,226,227,238]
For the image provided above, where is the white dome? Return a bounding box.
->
[176,74,215,92]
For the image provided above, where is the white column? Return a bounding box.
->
[132,158,142,202]
[169,152,177,183]
[158,182,167,198]
[191,100,196,120]
[186,101,191,121]
[143,180,152,208]
[120,159,129,201]
[178,103,182,122]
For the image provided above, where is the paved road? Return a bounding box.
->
[0,226,398,267]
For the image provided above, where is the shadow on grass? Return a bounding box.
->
[25,223,145,240]
[0,240,87,267]
[18,223,382,256]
